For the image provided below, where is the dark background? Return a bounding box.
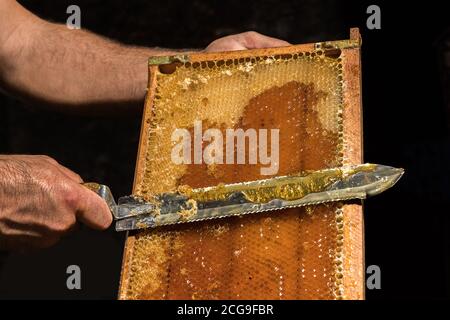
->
[0,0,449,299]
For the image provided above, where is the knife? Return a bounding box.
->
[83,163,403,231]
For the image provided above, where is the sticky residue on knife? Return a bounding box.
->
[177,164,377,204]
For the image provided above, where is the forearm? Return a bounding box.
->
[0,1,289,116]
[0,1,183,115]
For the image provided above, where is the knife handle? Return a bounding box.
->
[81,182,118,219]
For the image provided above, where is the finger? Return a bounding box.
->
[33,235,61,249]
[0,233,59,252]
[240,31,291,49]
[55,164,83,183]
[75,185,112,230]
[0,218,47,238]
[205,38,247,52]
[64,221,79,235]
[49,161,83,183]
[38,155,83,183]
[37,155,60,166]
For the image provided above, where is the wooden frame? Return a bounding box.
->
[118,28,364,300]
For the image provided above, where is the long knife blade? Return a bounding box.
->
[109,163,403,231]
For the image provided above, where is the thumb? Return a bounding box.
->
[75,185,113,230]
[239,31,291,49]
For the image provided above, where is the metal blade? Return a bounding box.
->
[114,163,404,231]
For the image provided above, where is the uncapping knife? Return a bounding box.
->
[83,163,403,231]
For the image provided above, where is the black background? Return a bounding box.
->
[0,0,449,299]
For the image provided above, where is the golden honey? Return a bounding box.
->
[180,169,343,204]
[119,34,364,300]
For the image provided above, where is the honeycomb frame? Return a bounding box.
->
[118,28,363,300]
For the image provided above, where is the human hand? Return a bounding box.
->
[204,31,290,52]
[0,155,112,251]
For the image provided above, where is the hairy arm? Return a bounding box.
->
[0,0,289,115]
[0,0,181,114]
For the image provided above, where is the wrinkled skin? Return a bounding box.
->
[0,155,112,252]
